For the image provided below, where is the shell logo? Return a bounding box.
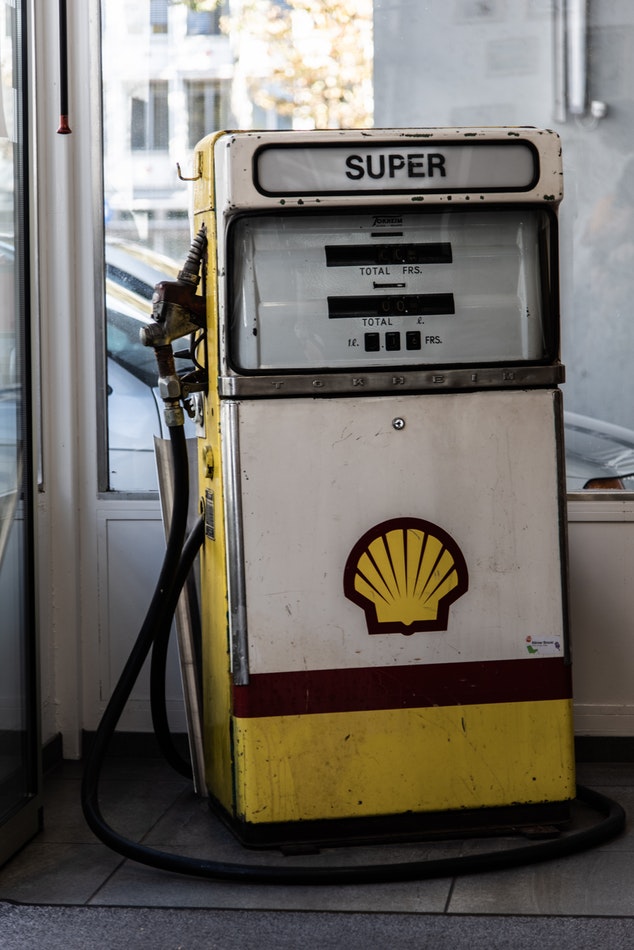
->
[343,517,469,636]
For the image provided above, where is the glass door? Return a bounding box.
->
[0,0,40,866]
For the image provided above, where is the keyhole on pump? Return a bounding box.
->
[392,417,405,430]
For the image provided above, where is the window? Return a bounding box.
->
[0,0,40,863]
[102,0,634,495]
[131,81,169,151]
[150,0,169,34]
[187,9,222,36]
[186,80,230,147]
[100,0,366,492]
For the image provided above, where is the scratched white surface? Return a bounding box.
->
[227,389,565,674]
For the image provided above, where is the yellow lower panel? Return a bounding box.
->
[232,699,575,824]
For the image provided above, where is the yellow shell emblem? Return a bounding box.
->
[344,517,469,636]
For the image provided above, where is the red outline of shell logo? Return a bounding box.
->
[344,517,469,636]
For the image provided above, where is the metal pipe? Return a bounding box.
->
[57,0,71,133]
[155,437,207,798]
[567,0,588,116]
[553,0,567,123]
[224,402,250,686]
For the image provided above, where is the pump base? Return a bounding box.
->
[207,795,572,852]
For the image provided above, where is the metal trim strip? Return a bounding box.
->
[223,402,250,684]
[219,364,565,398]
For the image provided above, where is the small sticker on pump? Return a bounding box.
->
[525,635,562,656]
[205,489,215,541]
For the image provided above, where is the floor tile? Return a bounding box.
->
[89,857,454,911]
[89,789,458,910]
[448,847,634,916]
[573,785,634,853]
[576,762,634,788]
[59,769,190,845]
[0,841,123,905]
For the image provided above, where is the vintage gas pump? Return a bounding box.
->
[191,128,574,848]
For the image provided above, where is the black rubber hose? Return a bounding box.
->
[81,425,627,884]
[81,425,191,814]
[149,515,204,780]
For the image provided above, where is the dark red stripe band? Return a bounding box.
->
[232,657,572,719]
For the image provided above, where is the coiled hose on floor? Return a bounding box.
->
[81,423,627,884]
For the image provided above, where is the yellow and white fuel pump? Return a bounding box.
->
[191,128,574,848]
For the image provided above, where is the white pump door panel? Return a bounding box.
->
[228,388,566,676]
[228,209,553,372]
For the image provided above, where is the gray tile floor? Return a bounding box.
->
[1,756,634,946]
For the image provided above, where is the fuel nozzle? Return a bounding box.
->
[177,225,208,289]
[140,224,207,349]
[141,225,208,427]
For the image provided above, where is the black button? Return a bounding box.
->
[364,333,380,352]
[406,331,421,350]
[385,332,401,351]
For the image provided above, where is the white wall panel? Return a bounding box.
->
[92,503,186,733]
[569,500,634,735]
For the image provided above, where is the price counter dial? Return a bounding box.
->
[228,209,553,372]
